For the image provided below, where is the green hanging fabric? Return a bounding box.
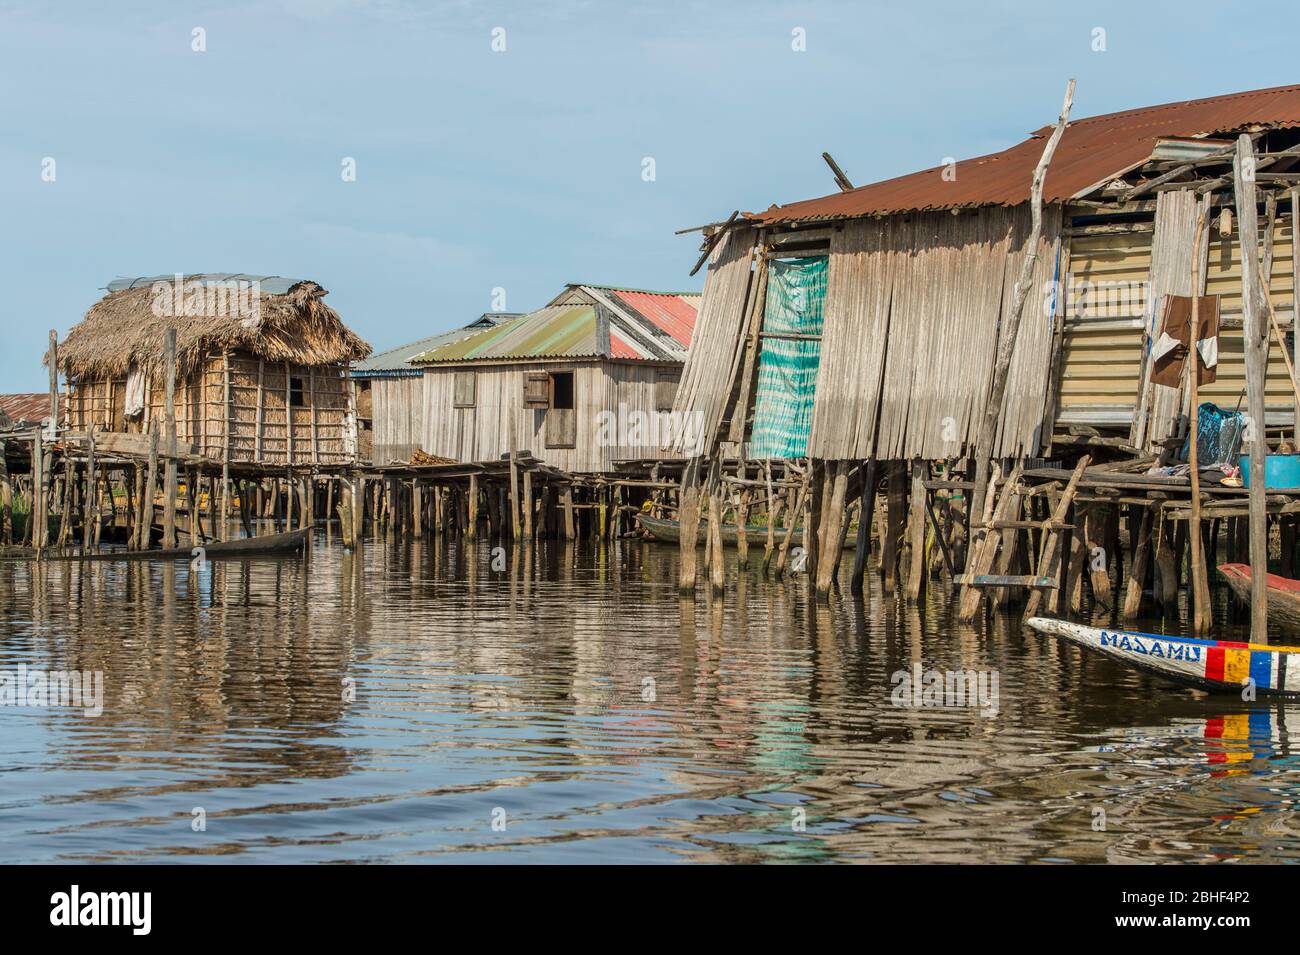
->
[748,256,827,459]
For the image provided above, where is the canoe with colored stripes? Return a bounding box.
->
[1026,616,1300,697]
[1218,563,1300,633]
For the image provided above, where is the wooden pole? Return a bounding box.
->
[678,458,702,592]
[161,328,178,549]
[221,351,232,541]
[969,78,1075,522]
[1235,134,1270,640]
[1187,193,1213,634]
[850,459,878,597]
[906,459,927,600]
[815,460,849,600]
[82,425,96,550]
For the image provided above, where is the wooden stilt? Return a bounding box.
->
[905,459,927,601]
[850,459,878,598]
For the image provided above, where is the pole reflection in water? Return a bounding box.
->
[0,532,1297,863]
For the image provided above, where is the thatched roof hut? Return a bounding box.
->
[56,276,370,381]
[60,275,372,466]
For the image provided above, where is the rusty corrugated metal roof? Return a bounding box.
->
[0,393,50,425]
[756,84,1300,223]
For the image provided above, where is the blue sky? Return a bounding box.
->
[0,0,1293,390]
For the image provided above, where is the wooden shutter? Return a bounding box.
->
[654,370,678,411]
[453,371,476,408]
[545,408,577,448]
[524,372,550,408]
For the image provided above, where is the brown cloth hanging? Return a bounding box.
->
[1150,293,1220,389]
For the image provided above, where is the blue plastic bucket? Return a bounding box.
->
[1239,453,1300,490]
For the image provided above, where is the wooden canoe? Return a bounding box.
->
[0,528,310,562]
[635,513,856,550]
[1218,563,1300,633]
[1027,616,1300,697]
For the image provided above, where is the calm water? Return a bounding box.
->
[1,531,1298,864]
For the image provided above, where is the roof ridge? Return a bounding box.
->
[1031,83,1300,135]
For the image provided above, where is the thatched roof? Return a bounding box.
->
[55,276,371,381]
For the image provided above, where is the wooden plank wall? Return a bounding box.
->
[410,360,680,473]
[810,203,1057,460]
[668,226,758,455]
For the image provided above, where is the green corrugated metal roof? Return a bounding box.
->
[413,305,603,362]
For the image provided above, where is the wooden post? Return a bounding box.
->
[1023,456,1091,619]
[413,480,424,536]
[161,328,178,549]
[1084,504,1114,611]
[815,460,849,600]
[0,437,12,545]
[1235,135,1270,639]
[735,485,751,570]
[850,459,878,598]
[522,468,534,540]
[678,458,702,591]
[1120,506,1154,621]
[906,459,927,600]
[467,473,479,540]
[82,425,96,550]
[31,433,45,553]
[1186,193,1214,634]
[969,79,1075,521]
[776,468,810,579]
[706,457,725,597]
[882,461,905,594]
[220,351,232,542]
[562,484,575,540]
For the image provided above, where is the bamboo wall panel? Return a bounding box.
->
[811,204,1055,460]
[70,350,352,465]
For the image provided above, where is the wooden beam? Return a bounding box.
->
[1235,135,1270,639]
[970,78,1075,522]
[822,151,855,191]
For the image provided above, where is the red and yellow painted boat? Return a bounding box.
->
[1027,616,1300,697]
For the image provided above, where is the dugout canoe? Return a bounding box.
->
[1026,616,1300,697]
[0,528,310,562]
[1218,563,1300,634]
[635,514,855,549]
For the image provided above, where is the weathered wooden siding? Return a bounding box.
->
[402,360,681,473]
[369,377,424,465]
[811,203,1059,460]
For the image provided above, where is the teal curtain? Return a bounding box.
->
[748,256,827,459]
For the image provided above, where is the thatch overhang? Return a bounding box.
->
[53,275,372,382]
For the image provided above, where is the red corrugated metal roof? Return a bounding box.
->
[0,393,49,424]
[608,289,699,349]
[608,331,639,360]
[757,84,1300,223]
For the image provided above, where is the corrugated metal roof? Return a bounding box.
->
[0,393,50,425]
[757,84,1300,223]
[106,273,309,294]
[605,289,699,350]
[414,287,701,364]
[352,314,515,377]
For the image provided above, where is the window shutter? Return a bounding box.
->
[654,370,678,412]
[453,371,476,408]
[524,372,550,408]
